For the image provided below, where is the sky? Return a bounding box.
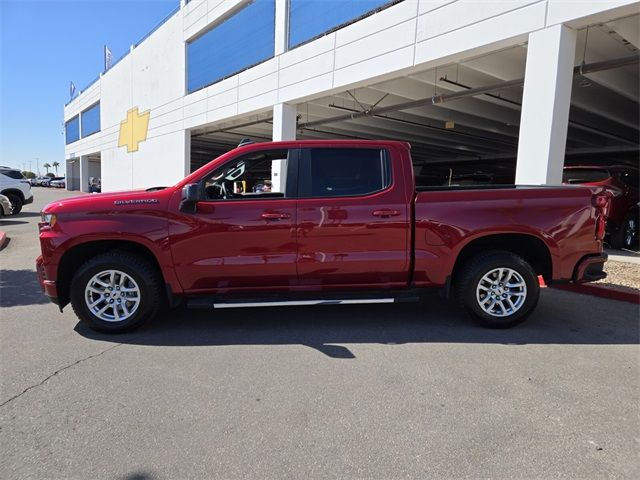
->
[0,0,178,173]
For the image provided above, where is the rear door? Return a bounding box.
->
[296,146,411,289]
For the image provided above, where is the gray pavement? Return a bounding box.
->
[606,248,640,265]
[1,188,639,480]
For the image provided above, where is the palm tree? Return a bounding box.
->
[43,163,51,174]
[52,161,60,175]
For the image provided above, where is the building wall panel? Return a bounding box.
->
[63,0,640,192]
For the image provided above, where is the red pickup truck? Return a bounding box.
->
[37,140,609,333]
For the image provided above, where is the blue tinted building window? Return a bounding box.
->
[187,0,276,93]
[65,116,80,145]
[81,103,100,138]
[289,0,397,49]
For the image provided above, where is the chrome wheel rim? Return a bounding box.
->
[84,270,141,322]
[476,267,527,318]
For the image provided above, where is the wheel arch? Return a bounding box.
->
[56,239,166,308]
[451,233,553,286]
[1,188,25,201]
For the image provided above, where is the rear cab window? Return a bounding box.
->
[562,168,610,184]
[298,148,391,198]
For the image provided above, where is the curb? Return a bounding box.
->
[553,283,639,305]
[0,230,7,250]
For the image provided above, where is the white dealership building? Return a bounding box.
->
[64,0,639,192]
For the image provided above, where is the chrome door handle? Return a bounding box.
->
[261,212,291,220]
[372,209,400,218]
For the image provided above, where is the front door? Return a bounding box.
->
[170,148,298,293]
[296,146,411,289]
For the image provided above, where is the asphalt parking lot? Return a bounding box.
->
[1,188,638,480]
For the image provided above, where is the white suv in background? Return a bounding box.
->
[0,167,34,214]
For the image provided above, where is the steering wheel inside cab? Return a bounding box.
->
[205,163,246,200]
[205,181,231,200]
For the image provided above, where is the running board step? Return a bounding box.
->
[187,295,419,310]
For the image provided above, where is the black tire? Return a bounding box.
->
[609,210,639,250]
[456,250,540,328]
[5,193,22,215]
[70,251,164,333]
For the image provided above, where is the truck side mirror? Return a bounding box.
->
[180,183,200,213]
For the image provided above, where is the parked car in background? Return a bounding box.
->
[50,178,66,188]
[0,166,33,214]
[88,177,101,193]
[40,177,54,187]
[563,165,639,249]
[31,176,50,186]
[0,194,12,217]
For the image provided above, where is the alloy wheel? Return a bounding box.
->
[475,267,527,317]
[84,269,141,322]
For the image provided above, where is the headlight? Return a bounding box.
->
[40,212,57,227]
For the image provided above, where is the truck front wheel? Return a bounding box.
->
[456,251,540,328]
[70,251,164,333]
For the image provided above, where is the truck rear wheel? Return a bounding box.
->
[70,251,163,333]
[456,251,540,328]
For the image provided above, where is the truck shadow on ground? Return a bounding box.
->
[0,269,50,307]
[0,219,30,226]
[75,290,639,358]
[8,212,42,219]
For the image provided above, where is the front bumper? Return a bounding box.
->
[573,253,608,284]
[36,255,59,304]
[24,194,34,205]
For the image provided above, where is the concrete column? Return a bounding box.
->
[272,103,297,193]
[184,130,192,177]
[272,103,297,141]
[79,156,90,193]
[65,159,73,191]
[274,0,289,55]
[515,25,577,185]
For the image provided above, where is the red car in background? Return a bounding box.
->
[563,165,639,250]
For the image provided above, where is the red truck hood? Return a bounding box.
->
[42,188,172,214]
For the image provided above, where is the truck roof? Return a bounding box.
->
[233,139,412,149]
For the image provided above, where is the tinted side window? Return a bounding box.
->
[1,170,25,180]
[202,149,290,201]
[300,148,391,198]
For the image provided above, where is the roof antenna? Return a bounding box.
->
[238,138,254,147]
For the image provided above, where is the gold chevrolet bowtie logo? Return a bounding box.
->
[118,107,150,153]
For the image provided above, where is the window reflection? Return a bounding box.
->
[81,103,100,138]
[289,0,397,49]
[187,0,276,93]
[65,116,80,145]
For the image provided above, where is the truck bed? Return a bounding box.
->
[412,184,601,286]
